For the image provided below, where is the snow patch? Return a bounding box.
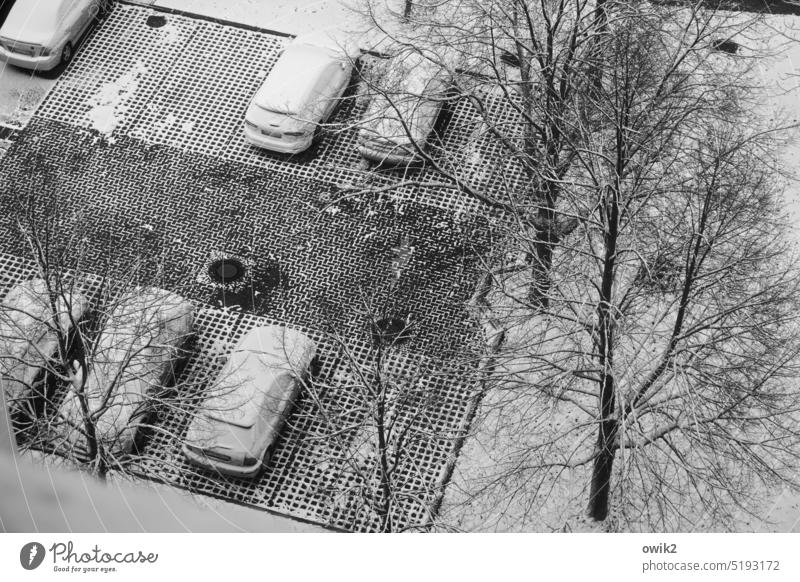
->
[83,62,148,136]
[153,113,177,135]
[158,22,181,44]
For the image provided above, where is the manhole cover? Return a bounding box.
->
[711,38,739,54]
[371,317,412,346]
[208,257,246,284]
[146,15,167,28]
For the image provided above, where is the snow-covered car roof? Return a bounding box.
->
[58,287,194,456]
[200,325,316,429]
[0,0,78,44]
[253,42,351,115]
[360,52,451,143]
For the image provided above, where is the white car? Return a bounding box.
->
[358,52,450,166]
[58,287,194,459]
[0,0,110,71]
[1,279,87,414]
[243,35,359,154]
[183,324,316,478]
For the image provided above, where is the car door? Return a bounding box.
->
[71,0,96,42]
[319,60,350,122]
[304,62,336,124]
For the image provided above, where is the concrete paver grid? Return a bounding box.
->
[0,252,481,532]
[35,5,200,135]
[0,118,490,357]
[0,114,491,531]
[138,309,478,531]
[34,3,527,216]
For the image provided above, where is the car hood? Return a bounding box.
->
[0,2,68,45]
[245,102,315,133]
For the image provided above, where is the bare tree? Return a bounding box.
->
[0,158,205,481]
[298,233,465,532]
[0,249,201,482]
[349,1,800,531]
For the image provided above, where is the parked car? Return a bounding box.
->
[358,52,451,166]
[243,35,359,154]
[0,0,110,72]
[0,1,17,30]
[1,278,87,414]
[182,324,317,478]
[58,287,194,459]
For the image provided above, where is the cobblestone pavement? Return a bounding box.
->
[0,3,505,531]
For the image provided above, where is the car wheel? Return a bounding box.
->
[262,445,274,470]
[60,42,73,66]
[95,1,111,22]
[311,124,326,145]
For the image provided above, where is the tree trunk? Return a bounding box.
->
[528,180,559,308]
[588,410,618,520]
[588,183,620,521]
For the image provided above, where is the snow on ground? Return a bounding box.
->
[0,63,56,128]
[153,0,360,36]
[732,13,800,233]
[83,61,149,136]
[711,17,800,531]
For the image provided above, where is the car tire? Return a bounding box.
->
[60,42,73,66]
[311,124,327,146]
[95,1,111,22]
[262,445,274,471]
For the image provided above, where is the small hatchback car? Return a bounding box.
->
[182,324,317,478]
[243,35,358,154]
[58,287,194,459]
[0,279,87,414]
[358,51,451,166]
[0,0,110,71]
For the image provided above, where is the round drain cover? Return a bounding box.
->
[711,38,739,54]
[208,258,245,284]
[371,317,412,346]
[146,15,167,28]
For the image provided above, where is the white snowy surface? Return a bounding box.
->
[734,14,800,236]
[153,0,359,36]
[83,61,148,135]
[0,62,56,128]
